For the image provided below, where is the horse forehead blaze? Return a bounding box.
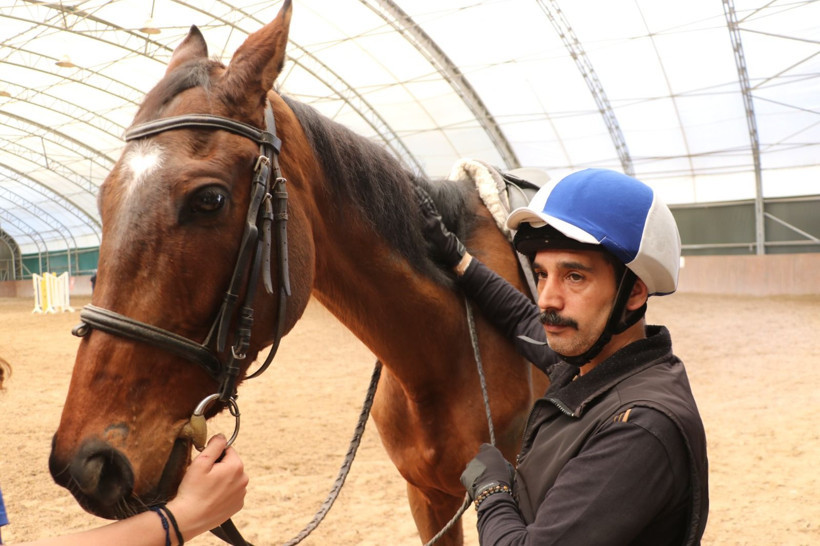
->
[122,140,165,196]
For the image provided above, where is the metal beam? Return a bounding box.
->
[537,0,633,176]
[0,164,101,235]
[723,0,765,255]
[0,230,22,280]
[0,189,77,271]
[172,0,424,173]
[363,0,521,170]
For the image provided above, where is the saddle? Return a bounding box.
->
[447,158,549,300]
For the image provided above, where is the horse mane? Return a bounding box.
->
[133,59,219,124]
[130,60,480,286]
[282,95,478,286]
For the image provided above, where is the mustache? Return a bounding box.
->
[539,310,578,330]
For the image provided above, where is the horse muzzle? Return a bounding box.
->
[49,437,135,519]
[49,434,192,520]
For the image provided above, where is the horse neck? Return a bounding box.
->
[306,204,467,384]
[274,95,475,383]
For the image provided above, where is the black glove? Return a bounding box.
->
[460,443,515,502]
[413,185,466,268]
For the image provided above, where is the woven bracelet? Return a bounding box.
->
[149,506,171,546]
[473,483,513,511]
[158,504,185,546]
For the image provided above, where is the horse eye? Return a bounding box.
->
[190,187,227,213]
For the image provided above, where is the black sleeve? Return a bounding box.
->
[474,407,691,545]
[458,258,558,374]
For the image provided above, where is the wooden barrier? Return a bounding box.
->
[31,272,75,313]
[677,253,820,296]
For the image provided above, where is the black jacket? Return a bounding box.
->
[459,259,709,545]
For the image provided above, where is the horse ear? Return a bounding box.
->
[223,0,293,97]
[166,26,209,75]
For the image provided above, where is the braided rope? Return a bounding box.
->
[422,297,494,546]
[281,361,382,546]
[282,295,493,546]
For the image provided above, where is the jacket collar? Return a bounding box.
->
[545,325,672,417]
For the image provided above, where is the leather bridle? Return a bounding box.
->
[71,102,290,546]
[73,100,291,414]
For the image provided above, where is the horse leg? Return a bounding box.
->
[407,482,466,545]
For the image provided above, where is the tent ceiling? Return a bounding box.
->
[1,0,818,253]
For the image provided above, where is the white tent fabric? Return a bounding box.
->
[1,0,818,253]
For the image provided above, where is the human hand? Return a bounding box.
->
[166,434,248,540]
[460,443,514,501]
[413,185,466,268]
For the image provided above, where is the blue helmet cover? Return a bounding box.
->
[506,168,681,295]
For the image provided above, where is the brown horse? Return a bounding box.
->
[49,2,543,543]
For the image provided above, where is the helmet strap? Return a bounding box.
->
[560,268,646,367]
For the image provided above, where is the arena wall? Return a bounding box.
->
[0,275,94,299]
[677,253,819,296]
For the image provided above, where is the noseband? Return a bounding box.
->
[73,102,291,413]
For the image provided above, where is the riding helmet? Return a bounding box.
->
[506,168,681,296]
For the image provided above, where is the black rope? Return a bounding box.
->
[422,296,494,546]
[280,361,383,546]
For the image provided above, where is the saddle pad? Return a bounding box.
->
[447,158,549,300]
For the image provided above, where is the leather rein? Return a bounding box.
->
[71,102,291,546]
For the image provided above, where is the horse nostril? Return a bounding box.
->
[78,455,104,493]
[69,440,134,507]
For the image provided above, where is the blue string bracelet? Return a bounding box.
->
[149,506,171,546]
[159,504,184,546]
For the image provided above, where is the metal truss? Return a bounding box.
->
[172,0,425,173]
[362,0,520,170]
[723,0,765,255]
[536,0,633,176]
[0,164,100,237]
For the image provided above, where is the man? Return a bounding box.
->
[416,168,708,545]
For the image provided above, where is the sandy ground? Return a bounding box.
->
[0,292,818,545]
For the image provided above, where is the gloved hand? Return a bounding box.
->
[460,443,515,502]
[413,185,466,268]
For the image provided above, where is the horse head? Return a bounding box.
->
[48,1,310,519]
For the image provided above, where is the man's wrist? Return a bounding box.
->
[473,482,513,511]
[454,253,472,276]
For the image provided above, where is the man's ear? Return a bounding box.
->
[627,277,649,311]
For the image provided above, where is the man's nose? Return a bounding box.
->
[537,275,563,311]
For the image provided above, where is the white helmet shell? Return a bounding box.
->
[506,168,681,296]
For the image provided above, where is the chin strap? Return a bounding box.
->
[560,268,646,367]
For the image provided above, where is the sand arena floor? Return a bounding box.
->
[0,293,818,545]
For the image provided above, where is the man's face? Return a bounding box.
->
[533,248,617,358]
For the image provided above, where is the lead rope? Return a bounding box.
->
[280,295,494,546]
[422,296,494,546]
[279,361,382,546]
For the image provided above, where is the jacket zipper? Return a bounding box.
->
[516,397,577,465]
[547,397,576,417]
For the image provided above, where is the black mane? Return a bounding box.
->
[133,59,219,124]
[283,96,478,285]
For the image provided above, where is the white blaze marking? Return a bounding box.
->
[123,142,164,200]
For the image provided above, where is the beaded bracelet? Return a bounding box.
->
[473,483,513,511]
